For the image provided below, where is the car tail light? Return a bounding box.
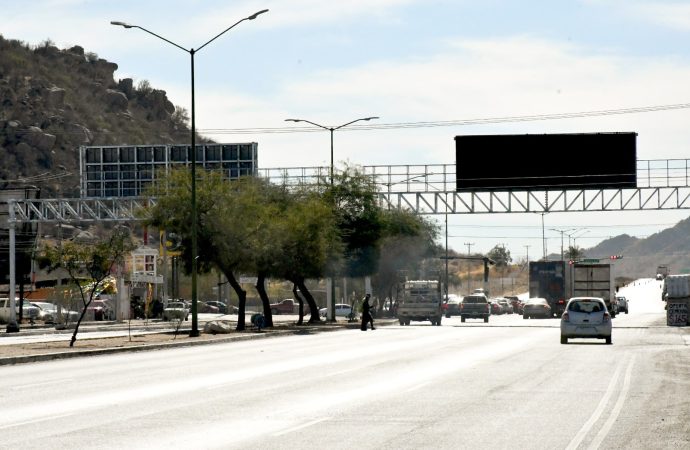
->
[558,299,565,305]
[603,312,610,323]
[562,312,569,322]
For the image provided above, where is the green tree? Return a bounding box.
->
[327,165,384,278]
[372,208,439,309]
[488,245,512,267]
[146,169,257,331]
[39,226,135,347]
[273,189,341,323]
[565,245,585,261]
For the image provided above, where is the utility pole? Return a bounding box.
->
[550,228,575,261]
[524,245,530,265]
[465,242,474,295]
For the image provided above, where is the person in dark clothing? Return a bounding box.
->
[360,294,375,331]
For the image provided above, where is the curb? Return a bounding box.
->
[0,319,395,366]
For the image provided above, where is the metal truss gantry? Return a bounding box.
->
[6,159,690,223]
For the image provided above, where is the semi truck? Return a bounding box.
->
[396,280,444,326]
[528,261,571,317]
[663,274,689,326]
[572,263,616,318]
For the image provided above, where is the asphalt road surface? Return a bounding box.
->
[1,278,688,449]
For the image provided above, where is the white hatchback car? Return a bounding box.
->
[319,303,356,318]
[560,297,612,345]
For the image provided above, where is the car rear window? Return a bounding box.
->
[463,296,487,304]
[569,300,605,313]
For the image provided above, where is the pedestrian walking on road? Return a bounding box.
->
[361,294,375,331]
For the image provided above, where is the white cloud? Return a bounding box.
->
[630,1,690,31]
[187,35,690,167]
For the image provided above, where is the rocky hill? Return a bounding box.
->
[0,35,195,197]
[584,216,690,279]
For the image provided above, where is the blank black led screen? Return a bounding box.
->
[455,132,637,191]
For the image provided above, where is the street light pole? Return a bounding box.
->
[550,228,575,261]
[284,116,379,322]
[112,9,269,337]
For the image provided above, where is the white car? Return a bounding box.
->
[615,295,629,314]
[319,303,356,318]
[560,297,612,345]
[31,302,80,323]
[163,302,190,321]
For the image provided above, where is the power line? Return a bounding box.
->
[197,102,690,135]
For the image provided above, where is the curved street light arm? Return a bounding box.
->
[334,116,379,130]
[284,118,329,131]
[197,9,269,53]
[110,21,188,53]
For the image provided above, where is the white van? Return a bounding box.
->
[0,298,39,323]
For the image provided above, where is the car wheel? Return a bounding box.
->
[484,316,488,323]
[405,319,411,326]
[461,316,466,323]
[523,314,528,319]
[271,308,279,315]
[561,336,568,344]
[605,336,612,345]
[625,310,628,314]
[446,313,451,318]
[399,319,404,325]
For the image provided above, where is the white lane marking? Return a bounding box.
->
[0,412,75,430]
[12,379,75,390]
[565,358,625,450]
[588,355,636,450]
[272,417,329,436]
[405,381,431,393]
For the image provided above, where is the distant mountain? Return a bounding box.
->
[0,35,197,197]
[584,216,690,278]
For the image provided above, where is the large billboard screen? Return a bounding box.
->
[455,132,637,191]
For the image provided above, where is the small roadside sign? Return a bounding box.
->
[240,276,258,285]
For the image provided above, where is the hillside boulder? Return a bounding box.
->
[104,89,128,111]
[21,126,56,152]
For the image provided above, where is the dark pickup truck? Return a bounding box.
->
[460,294,490,323]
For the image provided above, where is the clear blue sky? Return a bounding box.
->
[4,0,690,260]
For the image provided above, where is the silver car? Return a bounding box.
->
[560,297,612,345]
[163,302,190,321]
[615,295,629,314]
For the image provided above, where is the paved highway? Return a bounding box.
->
[1,278,688,449]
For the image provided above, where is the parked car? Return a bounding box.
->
[615,295,629,314]
[505,296,521,314]
[490,300,503,315]
[270,299,298,315]
[443,294,461,318]
[87,299,115,321]
[523,297,551,319]
[319,303,355,318]
[163,301,190,321]
[0,298,39,323]
[497,298,513,314]
[19,301,40,321]
[205,301,228,314]
[31,302,80,323]
[198,301,220,314]
[560,297,612,344]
